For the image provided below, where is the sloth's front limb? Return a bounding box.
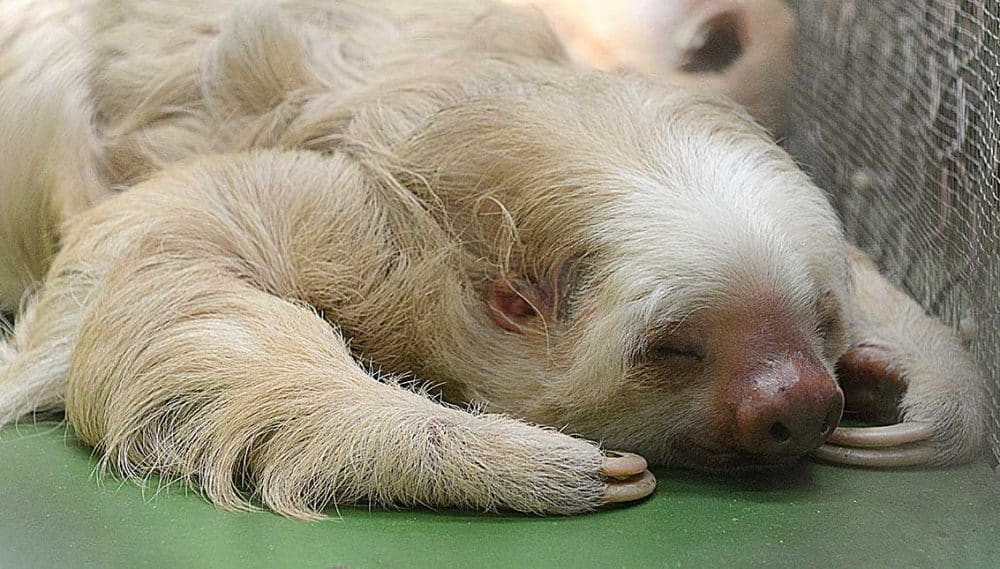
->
[65,261,652,519]
[0,297,68,425]
[814,247,987,467]
[0,264,107,426]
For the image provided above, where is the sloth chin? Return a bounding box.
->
[671,443,806,474]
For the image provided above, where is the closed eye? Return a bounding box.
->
[815,290,847,358]
[815,290,843,341]
[816,315,838,340]
[647,343,704,363]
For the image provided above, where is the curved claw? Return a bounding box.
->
[600,451,648,479]
[812,442,937,467]
[601,470,657,504]
[826,422,935,448]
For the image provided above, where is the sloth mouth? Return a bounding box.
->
[676,443,804,474]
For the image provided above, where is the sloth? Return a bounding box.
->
[0,0,986,519]
[503,0,796,136]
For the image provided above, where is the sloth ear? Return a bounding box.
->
[205,4,324,115]
[485,274,559,334]
[677,2,748,74]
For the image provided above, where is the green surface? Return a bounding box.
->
[2,423,999,568]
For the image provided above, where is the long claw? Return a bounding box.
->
[600,451,648,479]
[826,422,935,448]
[601,470,657,504]
[812,442,937,467]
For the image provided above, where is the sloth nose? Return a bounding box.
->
[735,355,844,458]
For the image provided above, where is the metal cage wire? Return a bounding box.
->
[788,0,1000,465]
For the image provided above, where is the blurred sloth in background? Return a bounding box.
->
[504,0,795,136]
[0,0,985,519]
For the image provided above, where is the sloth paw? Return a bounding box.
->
[835,346,907,426]
[813,345,972,468]
[600,451,656,505]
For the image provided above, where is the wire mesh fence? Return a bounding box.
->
[788,0,1000,466]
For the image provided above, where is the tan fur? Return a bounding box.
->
[0,0,108,312]
[0,0,986,518]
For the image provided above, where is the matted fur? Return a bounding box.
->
[0,0,986,518]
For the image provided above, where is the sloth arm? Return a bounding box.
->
[3,150,651,518]
[65,259,651,518]
[814,247,987,467]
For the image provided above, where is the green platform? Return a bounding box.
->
[2,422,999,568]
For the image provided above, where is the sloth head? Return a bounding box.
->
[387,71,849,472]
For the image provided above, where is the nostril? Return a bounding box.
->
[769,421,792,443]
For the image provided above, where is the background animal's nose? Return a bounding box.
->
[735,357,844,458]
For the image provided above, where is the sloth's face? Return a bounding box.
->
[577,268,849,471]
[557,131,853,470]
[478,191,852,471]
[477,205,852,471]
[399,76,851,470]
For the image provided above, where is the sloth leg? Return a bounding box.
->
[0,266,102,426]
[64,261,652,519]
[0,299,66,426]
[813,247,987,467]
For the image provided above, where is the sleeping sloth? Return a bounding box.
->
[0,0,987,518]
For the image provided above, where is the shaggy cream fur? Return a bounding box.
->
[0,0,986,518]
